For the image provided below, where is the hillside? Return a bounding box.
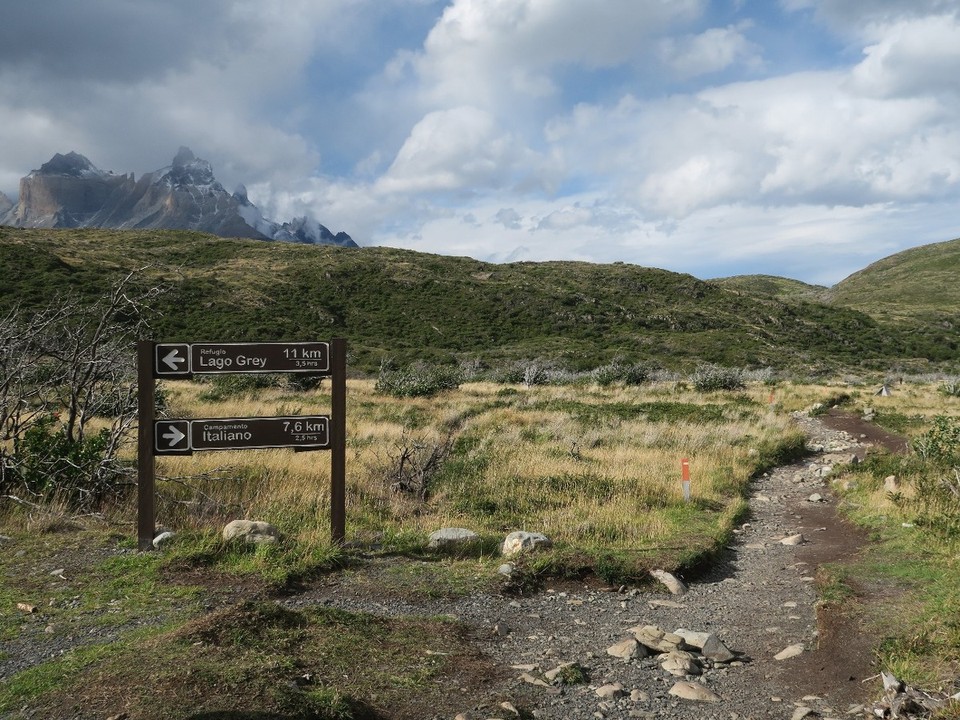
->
[826,237,960,322]
[710,275,828,303]
[0,227,956,374]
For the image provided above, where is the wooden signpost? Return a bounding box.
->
[137,339,346,551]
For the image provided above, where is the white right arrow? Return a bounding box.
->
[163,425,186,447]
[162,348,187,371]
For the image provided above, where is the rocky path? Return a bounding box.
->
[291,412,883,720]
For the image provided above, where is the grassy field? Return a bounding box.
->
[147,377,804,582]
[2,376,958,718]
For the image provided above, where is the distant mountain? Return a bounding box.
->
[0,148,357,248]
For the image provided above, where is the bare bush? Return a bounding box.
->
[0,269,165,510]
[383,432,455,500]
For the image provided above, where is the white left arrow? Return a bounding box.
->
[162,349,187,371]
[163,426,186,447]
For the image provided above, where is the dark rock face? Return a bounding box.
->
[1,149,357,247]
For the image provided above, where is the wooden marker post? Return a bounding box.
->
[681,458,691,502]
[138,338,348,550]
[137,341,157,551]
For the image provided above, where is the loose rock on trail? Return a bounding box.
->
[1,410,899,719]
[287,410,895,719]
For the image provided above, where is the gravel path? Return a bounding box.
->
[288,412,880,720]
[3,412,882,720]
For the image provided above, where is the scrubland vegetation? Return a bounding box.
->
[1,228,959,717]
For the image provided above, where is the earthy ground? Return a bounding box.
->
[280,409,906,719]
[2,409,908,719]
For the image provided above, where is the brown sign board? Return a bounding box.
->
[139,338,347,551]
[154,342,330,377]
[154,416,330,455]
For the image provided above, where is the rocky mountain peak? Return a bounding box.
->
[159,147,216,189]
[172,146,196,168]
[36,152,104,178]
[1,149,357,248]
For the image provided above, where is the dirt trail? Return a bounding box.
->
[2,410,904,719]
[287,410,903,720]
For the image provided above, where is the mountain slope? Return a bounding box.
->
[3,228,953,374]
[827,237,960,323]
[710,275,828,302]
[1,149,356,248]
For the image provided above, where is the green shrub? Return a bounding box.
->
[593,361,650,386]
[913,415,960,466]
[904,416,960,539]
[7,415,124,508]
[196,373,284,401]
[939,378,960,398]
[375,363,462,398]
[690,365,745,392]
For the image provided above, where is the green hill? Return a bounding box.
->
[824,238,960,365]
[827,237,960,322]
[710,274,828,302]
[0,227,955,374]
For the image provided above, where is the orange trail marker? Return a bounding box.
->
[681,458,691,502]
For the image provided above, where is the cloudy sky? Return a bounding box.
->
[2,0,959,285]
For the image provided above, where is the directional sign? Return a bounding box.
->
[153,416,330,455]
[154,344,191,378]
[154,420,191,455]
[192,342,330,374]
[152,342,331,377]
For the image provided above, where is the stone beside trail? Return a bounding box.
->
[285,411,882,719]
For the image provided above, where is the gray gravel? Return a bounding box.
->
[2,413,877,720]
[286,413,877,720]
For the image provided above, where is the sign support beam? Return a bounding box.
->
[137,338,347,550]
[330,338,347,545]
[137,341,156,551]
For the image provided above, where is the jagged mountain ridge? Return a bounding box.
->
[0,148,356,247]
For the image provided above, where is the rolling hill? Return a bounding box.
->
[0,227,956,375]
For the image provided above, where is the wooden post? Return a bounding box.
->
[137,341,156,551]
[681,458,691,503]
[330,338,347,545]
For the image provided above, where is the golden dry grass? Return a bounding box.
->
[146,378,803,567]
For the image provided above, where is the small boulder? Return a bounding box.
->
[152,531,175,549]
[428,527,479,549]
[661,650,701,676]
[631,624,687,653]
[668,681,721,702]
[673,628,710,649]
[606,637,646,660]
[222,519,279,545]
[884,475,900,493]
[701,634,736,663]
[780,534,805,546]
[774,643,805,660]
[502,531,552,557]
[650,569,688,595]
[596,682,626,699]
